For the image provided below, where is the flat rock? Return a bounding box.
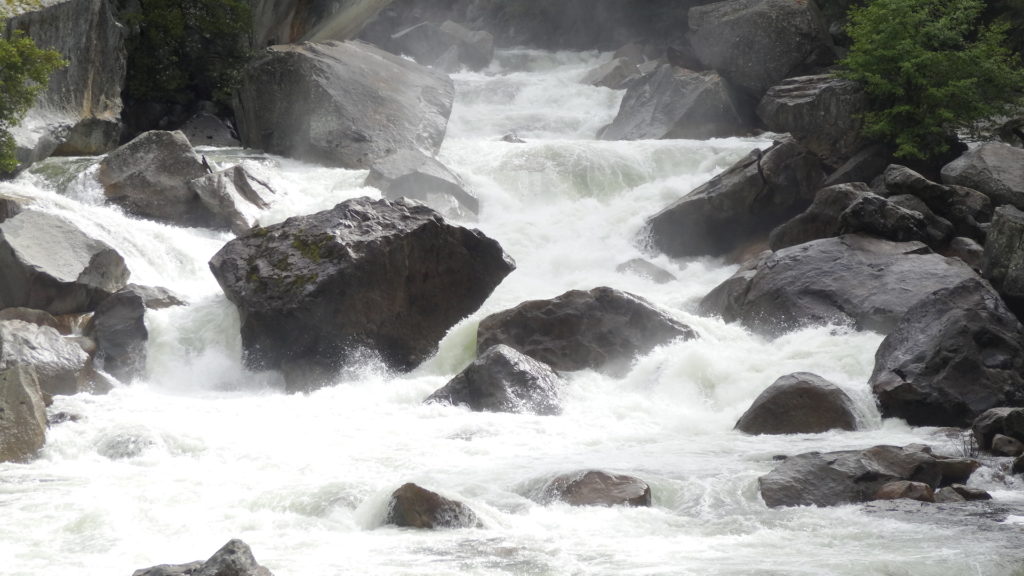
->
[383,483,480,529]
[735,372,858,435]
[424,345,562,415]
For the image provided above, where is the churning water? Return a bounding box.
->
[2,49,1023,576]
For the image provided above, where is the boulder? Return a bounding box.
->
[882,164,991,242]
[0,308,59,330]
[838,193,931,245]
[886,195,956,248]
[388,20,494,71]
[992,434,1024,457]
[540,470,652,507]
[0,320,89,397]
[700,235,977,338]
[688,0,834,99]
[383,483,480,529]
[179,113,241,148]
[88,289,147,382]
[872,481,935,503]
[758,445,942,508]
[0,194,24,223]
[822,144,890,188]
[982,205,1024,314]
[950,484,991,501]
[870,278,1024,427]
[1005,409,1024,443]
[581,57,642,90]
[52,118,122,157]
[643,137,826,258]
[598,64,750,141]
[934,458,981,486]
[125,284,187,309]
[734,372,858,435]
[0,210,129,315]
[189,165,274,235]
[0,355,47,463]
[934,487,967,503]
[424,345,562,415]
[209,197,514,390]
[941,142,1024,210]
[476,287,696,374]
[132,539,273,576]
[364,150,478,217]
[768,182,870,251]
[945,237,985,271]
[97,131,218,227]
[234,40,454,169]
[1014,455,1024,475]
[972,407,1020,450]
[757,74,866,167]
[615,258,676,284]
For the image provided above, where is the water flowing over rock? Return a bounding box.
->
[983,205,1024,315]
[735,372,858,435]
[941,143,1024,210]
[882,164,992,242]
[88,289,147,382]
[189,166,275,235]
[688,0,834,99]
[0,327,47,463]
[424,345,562,415]
[0,210,129,315]
[209,197,514,390]
[700,235,979,338]
[125,284,186,310]
[759,445,943,508]
[598,64,750,141]
[0,319,88,397]
[234,40,454,169]
[581,56,643,90]
[365,150,478,217]
[870,278,1024,427]
[615,258,676,284]
[539,470,652,507]
[476,287,696,375]
[643,137,826,259]
[132,538,274,576]
[384,483,481,529]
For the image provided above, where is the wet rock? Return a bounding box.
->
[972,408,1019,450]
[47,411,81,426]
[132,538,273,576]
[883,164,992,242]
[992,434,1024,457]
[424,345,562,415]
[934,487,967,503]
[582,57,642,90]
[941,142,1024,210]
[599,64,750,141]
[383,483,481,529]
[209,198,514,390]
[768,182,870,251]
[365,150,478,217]
[0,210,129,315]
[0,347,47,463]
[982,205,1024,315]
[52,118,122,157]
[540,470,651,507]
[757,74,866,168]
[88,289,147,382]
[615,258,676,284]
[97,131,217,227]
[500,133,525,144]
[1014,455,1024,475]
[870,278,1024,427]
[886,195,956,248]
[735,372,858,435]
[476,287,696,374]
[97,429,156,459]
[179,112,240,148]
[0,308,59,330]
[839,194,931,244]
[935,458,981,486]
[822,144,891,188]
[388,20,494,72]
[189,165,274,235]
[0,194,24,223]
[0,320,89,397]
[1005,409,1024,443]
[125,284,187,310]
[873,481,935,503]
[700,235,977,338]
[234,40,454,169]
[643,137,825,258]
[951,484,992,501]
[945,237,985,271]
[758,445,942,508]
[688,0,834,99]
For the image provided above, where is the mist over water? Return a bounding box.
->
[2,50,1023,576]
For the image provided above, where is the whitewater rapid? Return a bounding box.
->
[1,49,1022,576]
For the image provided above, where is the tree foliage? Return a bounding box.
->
[0,31,65,172]
[841,0,1024,159]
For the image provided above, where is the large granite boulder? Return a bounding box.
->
[132,539,273,576]
[870,278,1024,427]
[758,445,943,508]
[0,210,129,315]
[539,470,652,507]
[424,345,562,415]
[476,287,697,375]
[88,289,147,382]
[97,131,216,227]
[699,235,979,338]
[688,0,834,99]
[0,320,88,397]
[598,64,750,141]
[209,197,514,390]
[757,74,866,168]
[983,205,1024,314]
[364,150,478,217]
[941,143,1024,210]
[383,483,481,529]
[643,137,826,258]
[234,40,454,169]
[387,20,494,71]
[735,372,858,435]
[882,164,992,242]
[188,165,274,235]
[0,336,47,463]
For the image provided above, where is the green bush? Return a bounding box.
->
[0,31,65,173]
[841,0,1024,159]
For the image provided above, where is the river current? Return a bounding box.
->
[2,49,1023,576]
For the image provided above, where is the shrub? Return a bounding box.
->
[0,31,65,173]
[841,0,1024,159]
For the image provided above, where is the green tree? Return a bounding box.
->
[0,31,65,173]
[841,0,1024,159]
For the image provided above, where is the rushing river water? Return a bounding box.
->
[2,49,1024,576]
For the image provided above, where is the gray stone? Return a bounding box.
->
[950,484,992,501]
[945,237,985,271]
[477,287,696,375]
[179,113,240,148]
[735,372,858,435]
[872,481,935,503]
[89,289,147,382]
[581,57,642,90]
[1,319,88,398]
[972,407,1019,450]
[941,143,1024,210]
[0,194,24,223]
[52,118,122,156]
[615,258,676,284]
[189,165,274,235]
[992,434,1024,457]
[234,40,454,169]
[768,183,870,251]
[838,194,931,245]
[934,487,967,503]
[883,164,991,242]
[540,470,651,507]
[0,349,46,463]
[886,195,956,248]
[0,308,59,330]
[133,539,273,576]
[982,205,1024,313]
[822,144,890,188]
[0,210,129,315]
[365,150,477,217]
[424,345,562,415]
[125,284,187,310]
[384,483,480,529]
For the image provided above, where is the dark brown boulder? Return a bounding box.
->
[735,372,858,435]
[540,470,651,507]
[384,483,481,529]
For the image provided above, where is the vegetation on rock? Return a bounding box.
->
[0,30,64,172]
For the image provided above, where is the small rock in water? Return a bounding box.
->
[383,483,481,529]
[992,434,1024,457]
[950,484,992,501]
[735,372,858,435]
[615,258,676,284]
[540,470,651,507]
[501,132,526,144]
[132,538,273,576]
[873,481,935,503]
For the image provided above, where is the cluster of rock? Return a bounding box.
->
[972,408,1024,474]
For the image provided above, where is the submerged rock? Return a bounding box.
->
[209,197,514,390]
[383,483,481,529]
[132,538,273,576]
[941,143,1024,210]
[540,470,652,507]
[365,150,478,217]
[125,284,187,310]
[0,210,129,315]
[477,287,696,375]
[615,258,676,284]
[735,372,858,435]
[234,40,454,169]
[189,165,275,235]
[425,345,562,415]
